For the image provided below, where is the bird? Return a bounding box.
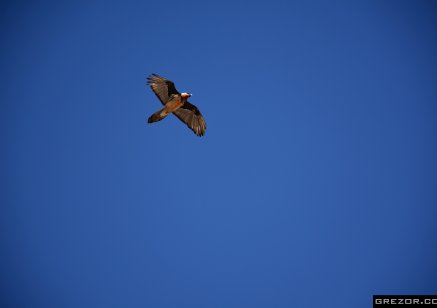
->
[146,74,206,137]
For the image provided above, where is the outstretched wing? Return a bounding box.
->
[147,74,180,105]
[173,102,207,137]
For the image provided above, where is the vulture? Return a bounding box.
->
[146,74,206,137]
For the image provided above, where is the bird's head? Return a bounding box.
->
[181,92,192,98]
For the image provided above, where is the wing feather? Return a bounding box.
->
[172,101,207,137]
[146,74,179,105]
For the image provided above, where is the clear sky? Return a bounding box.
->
[1,1,437,307]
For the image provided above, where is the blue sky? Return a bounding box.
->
[1,1,437,307]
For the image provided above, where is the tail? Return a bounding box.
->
[147,108,169,123]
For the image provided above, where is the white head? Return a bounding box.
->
[181,92,192,98]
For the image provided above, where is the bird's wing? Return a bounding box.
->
[147,74,180,105]
[173,102,207,136]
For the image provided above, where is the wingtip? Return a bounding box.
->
[146,73,164,85]
[195,128,206,137]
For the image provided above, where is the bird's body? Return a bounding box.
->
[147,92,190,123]
[146,74,206,136]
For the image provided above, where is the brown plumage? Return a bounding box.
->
[146,74,206,137]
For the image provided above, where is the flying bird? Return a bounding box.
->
[146,74,206,137]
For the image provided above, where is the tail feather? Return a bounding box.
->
[148,109,168,123]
